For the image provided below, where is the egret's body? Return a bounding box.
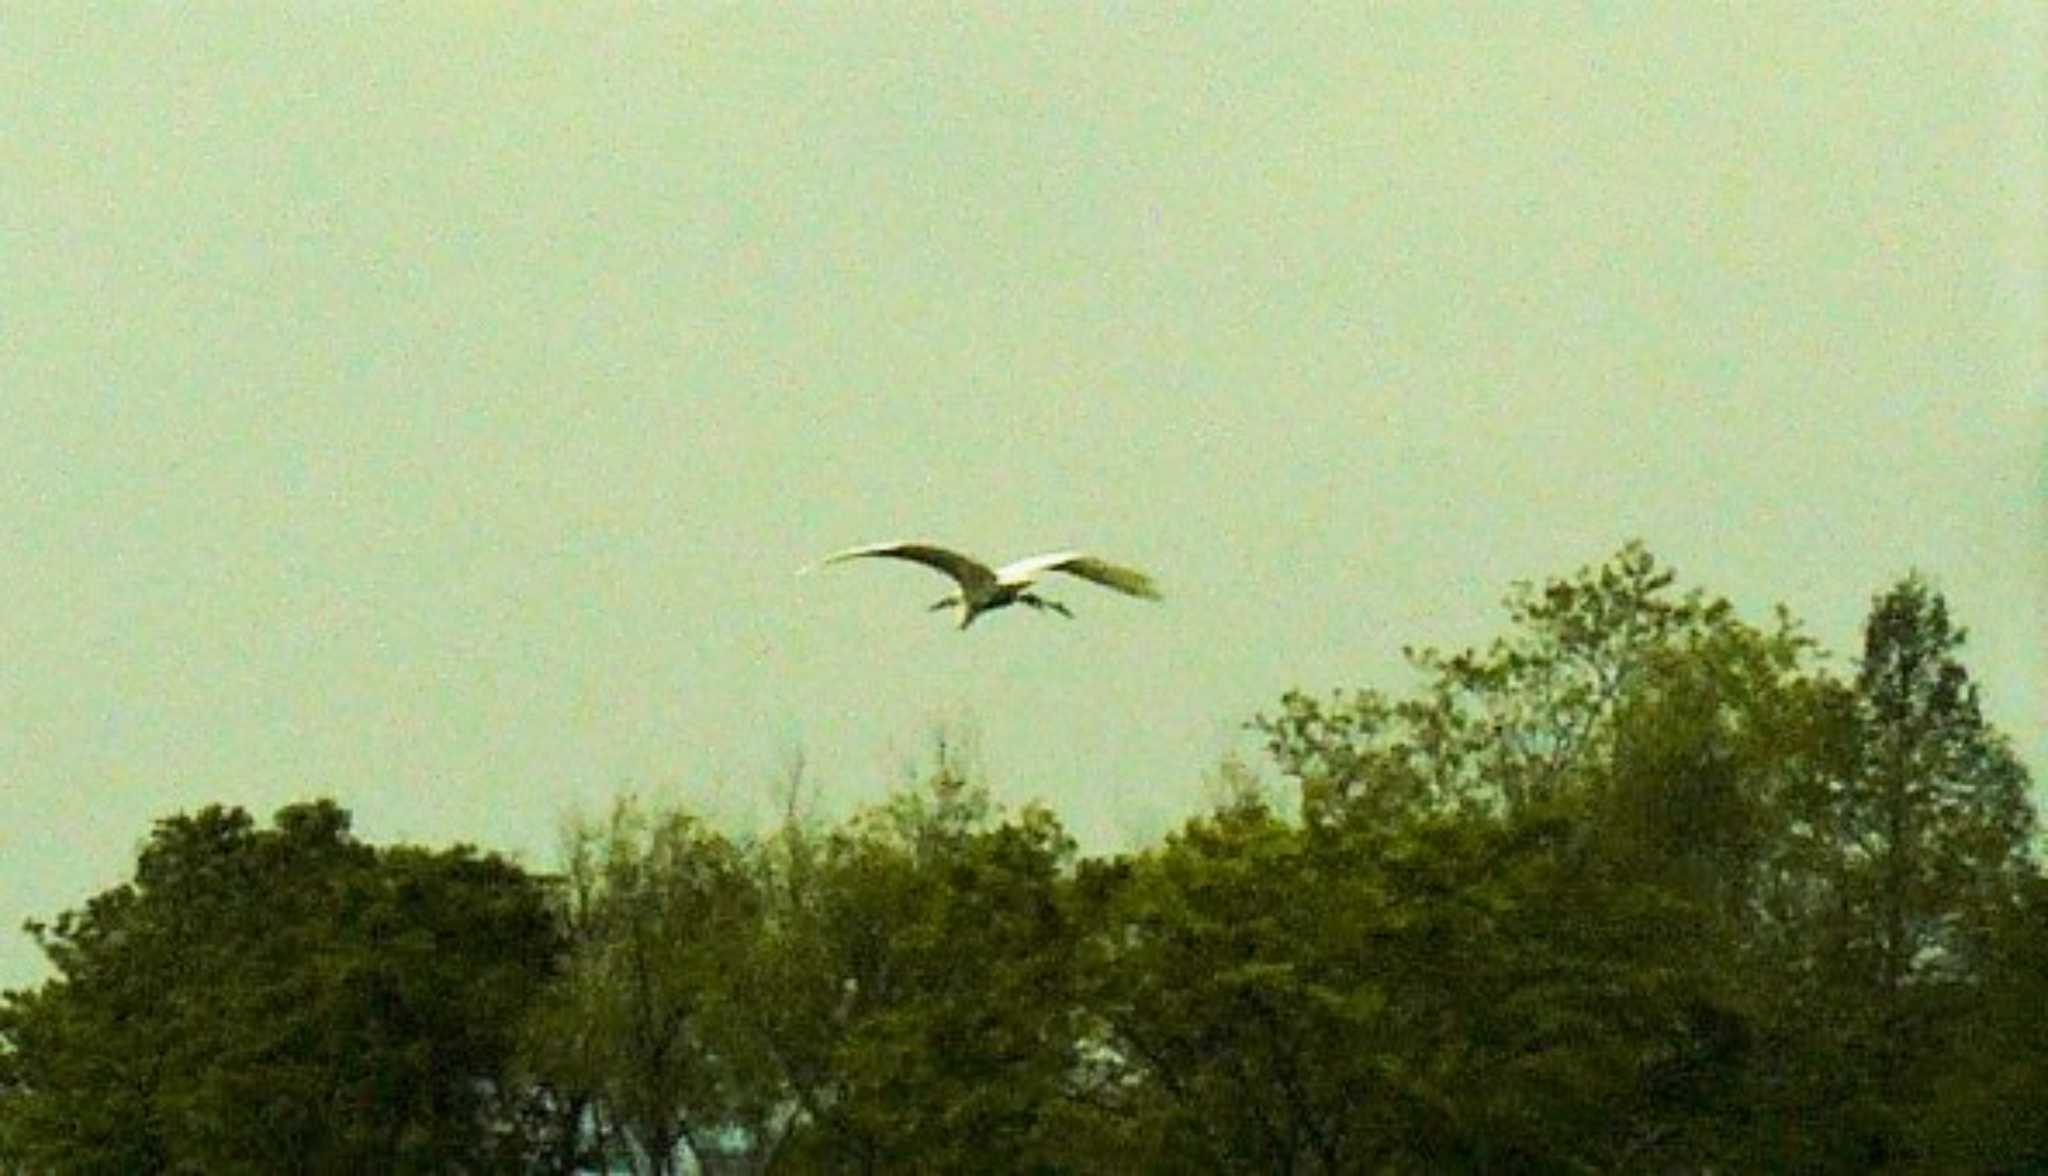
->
[808,542,1161,628]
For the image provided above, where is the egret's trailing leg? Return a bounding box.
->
[1021,594,1072,618]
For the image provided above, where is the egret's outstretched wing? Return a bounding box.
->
[1000,551,1161,600]
[817,541,998,594]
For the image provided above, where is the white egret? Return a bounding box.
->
[806,541,1161,629]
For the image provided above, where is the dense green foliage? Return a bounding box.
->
[3,546,2039,1172]
[0,801,563,1172]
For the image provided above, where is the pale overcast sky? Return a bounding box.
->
[2,7,2041,989]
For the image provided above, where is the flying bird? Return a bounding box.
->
[806,541,1161,629]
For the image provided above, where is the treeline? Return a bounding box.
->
[2,545,2041,1173]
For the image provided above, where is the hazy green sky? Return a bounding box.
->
[2,7,2041,988]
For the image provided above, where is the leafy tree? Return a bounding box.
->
[0,800,562,1173]
[1915,867,2048,1169]
[1753,575,2038,1168]
[1837,574,2032,989]
[524,798,769,1175]
[1253,543,1832,1001]
[1256,542,1749,825]
[1071,778,1756,1174]
[1068,797,1412,1173]
[739,766,1086,1173]
[524,765,1087,1175]
[1244,546,2022,1171]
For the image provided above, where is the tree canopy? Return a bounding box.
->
[4,545,2038,1172]
[0,800,563,1172]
